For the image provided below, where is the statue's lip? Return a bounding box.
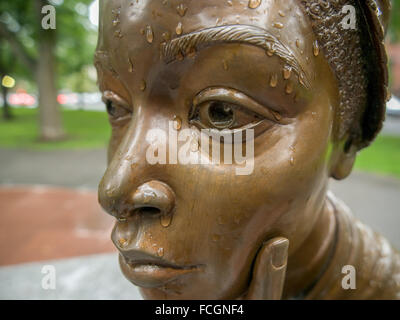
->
[118,251,202,288]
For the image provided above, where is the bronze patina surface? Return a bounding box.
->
[95,0,399,299]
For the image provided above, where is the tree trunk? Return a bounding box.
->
[1,83,12,120]
[0,41,13,120]
[35,0,64,141]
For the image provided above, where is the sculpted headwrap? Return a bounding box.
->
[300,0,391,150]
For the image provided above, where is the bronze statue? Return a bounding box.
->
[95,0,399,299]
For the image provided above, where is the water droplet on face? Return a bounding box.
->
[296,39,300,48]
[290,156,295,166]
[212,234,221,242]
[269,74,278,88]
[285,82,293,94]
[283,66,292,80]
[143,194,151,204]
[313,40,320,57]
[272,110,282,121]
[298,74,306,87]
[222,59,228,70]
[248,0,261,9]
[140,79,146,91]
[162,31,171,41]
[190,138,199,152]
[145,25,154,43]
[278,10,286,17]
[106,189,114,197]
[114,30,123,38]
[311,111,317,118]
[160,214,172,228]
[176,52,184,61]
[186,46,196,58]
[128,57,134,73]
[176,22,183,35]
[173,115,182,130]
[169,81,179,90]
[157,247,164,257]
[118,238,127,247]
[266,42,275,56]
[273,22,284,29]
[176,3,187,17]
[227,0,233,6]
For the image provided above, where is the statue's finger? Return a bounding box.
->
[245,237,289,300]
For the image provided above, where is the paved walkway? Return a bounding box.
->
[0,149,106,189]
[382,116,400,136]
[0,253,141,300]
[0,186,140,299]
[0,186,114,266]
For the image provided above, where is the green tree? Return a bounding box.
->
[0,0,97,140]
[0,40,14,120]
[389,0,400,42]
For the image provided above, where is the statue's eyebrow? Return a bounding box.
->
[161,25,311,89]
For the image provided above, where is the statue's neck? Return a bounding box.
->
[283,198,337,299]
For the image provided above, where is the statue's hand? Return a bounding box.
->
[244,237,289,300]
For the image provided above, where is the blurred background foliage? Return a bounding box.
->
[389,0,400,43]
[0,0,98,93]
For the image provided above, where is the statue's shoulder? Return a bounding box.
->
[305,192,400,300]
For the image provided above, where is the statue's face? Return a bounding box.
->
[97,0,340,299]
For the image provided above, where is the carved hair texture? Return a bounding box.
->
[299,0,390,150]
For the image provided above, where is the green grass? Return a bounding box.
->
[0,107,110,150]
[355,135,400,179]
[0,107,399,178]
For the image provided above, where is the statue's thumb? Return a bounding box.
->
[244,237,289,300]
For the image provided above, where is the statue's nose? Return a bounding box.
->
[131,180,175,217]
[99,180,175,221]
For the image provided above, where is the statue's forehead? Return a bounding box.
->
[95,0,316,94]
[98,0,312,52]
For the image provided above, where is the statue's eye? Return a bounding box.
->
[206,101,235,129]
[102,90,132,124]
[189,88,281,136]
[193,100,261,131]
[106,100,117,116]
[105,100,130,119]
